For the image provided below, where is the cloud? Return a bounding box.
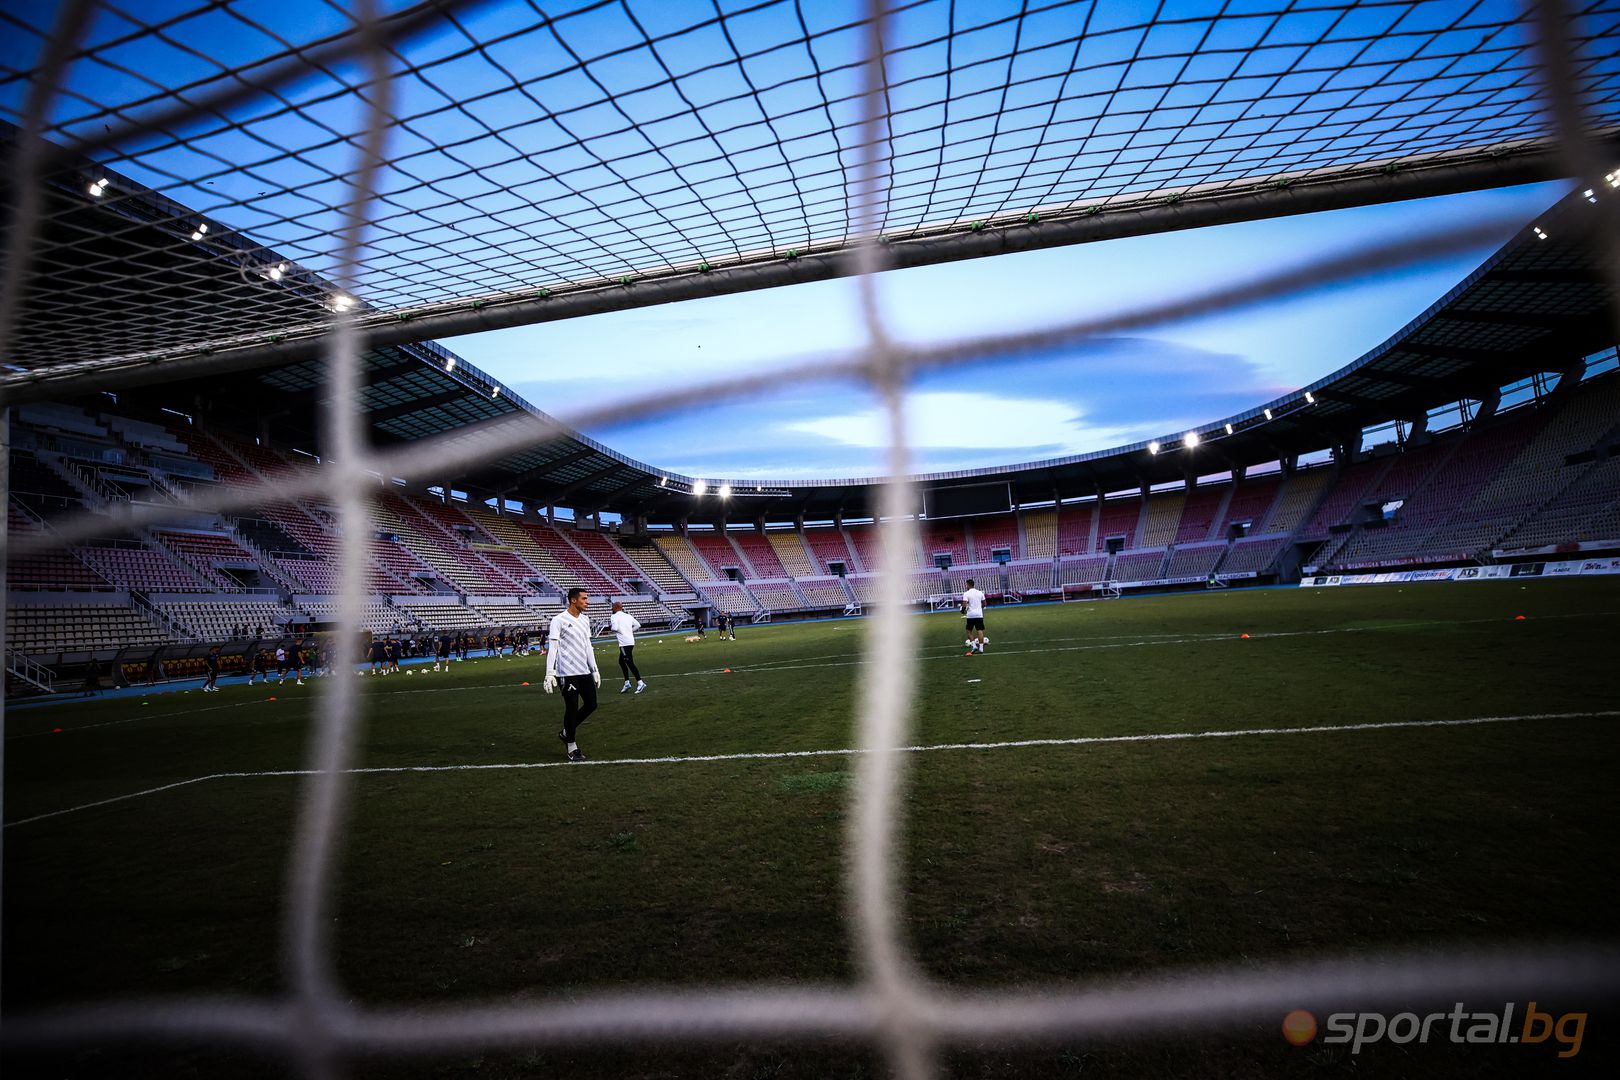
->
[784,391,1137,454]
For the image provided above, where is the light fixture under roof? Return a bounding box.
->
[719,483,732,498]
[692,480,707,496]
[445,356,456,372]
[88,177,108,197]
[1304,391,1316,404]
[1147,441,1160,455]
[331,294,355,312]
[1225,423,1234,435]
[1264,408,1273,420]
[491,386,501,399]
[1183,431,1199,448]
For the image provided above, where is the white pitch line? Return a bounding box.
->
[8,710,1615,829]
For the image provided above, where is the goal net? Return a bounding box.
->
[2,2,1618,1077]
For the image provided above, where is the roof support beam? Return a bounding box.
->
[493,448,601,496]
[10,140,1604,405]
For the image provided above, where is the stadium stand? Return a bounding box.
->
[803,527,860,573]
[1006,560,1057,596]
[78,542,210,593]
[153,529,267,592]
[845,570,942,604]
[522,521,617,595]
[969,516,1019,562]
[1163,542,1228,581]
[462,508,558,588]
[616,542,692,596]
[297,599,418,637]
[746,581,806,613]
[700,581,760,615]
[1095,498,1141,551]
[794,577,854,610]
[1138,491,1185,550]
[1111,549,1169,583]
[566,528,648,592]
[1020,509,1058,558]
[920,521,970,566]
[1498,454,1620,548]
[1219,536,1290,576]
[1055,504,1094,556]
[1219,473,1285,536]
[6,595,171,657]
[157,599,300,641]
[7,501,112,591]
[688,531,746,579]
[766,530,817,577]
[653,535,716,585]
[728,531,788,579]
[1058,553,1111,585]
[1339,377,1620,564]
[1260,468,1334,535]
[1174,485,1229,544]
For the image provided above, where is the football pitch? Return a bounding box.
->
[4,579,1618,1078]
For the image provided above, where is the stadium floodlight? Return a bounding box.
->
[1225,423,1235,435]
[268,264,284,282]
[1147,441,1160,455]
[1264,408,1274,420]
[491,386,501,399]
[87,177,108,197]
[1183,432,1200,449]
[444,356,455,372]
[1305,391,1317,404]
[692,480,707,496]
[1584,189,1597,203]
[719,483,732,499]
[659,477,667,487]
[331,294,355,312]
[1534,226,1549,240]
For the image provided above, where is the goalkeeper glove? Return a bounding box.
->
[592,670,601,689]
[543,674,557,694]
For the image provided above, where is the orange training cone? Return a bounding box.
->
[1240,633,1250,639]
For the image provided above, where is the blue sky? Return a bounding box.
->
[443,179,1570,479]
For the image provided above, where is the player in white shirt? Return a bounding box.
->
[545,588,601,761]
[961,579,988,654]
[609,601,647,694]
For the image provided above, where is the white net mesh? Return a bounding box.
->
[3,1,1619,1075]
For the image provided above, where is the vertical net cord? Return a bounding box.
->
[1531,0,1620,345]
[0,0,95,364]
[0,0,97,1022]
[278,1,390,1073]
[846,2,934,1078]
[0,405,9,1017]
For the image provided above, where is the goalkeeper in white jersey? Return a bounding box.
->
[545,588,601,762]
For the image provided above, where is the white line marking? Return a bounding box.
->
[9,710,1614,828]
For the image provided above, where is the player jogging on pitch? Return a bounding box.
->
[546,588,601,762]
[961,578,988,654]
[609,601,646,694]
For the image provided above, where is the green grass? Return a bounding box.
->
[4,579,1619,1078]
